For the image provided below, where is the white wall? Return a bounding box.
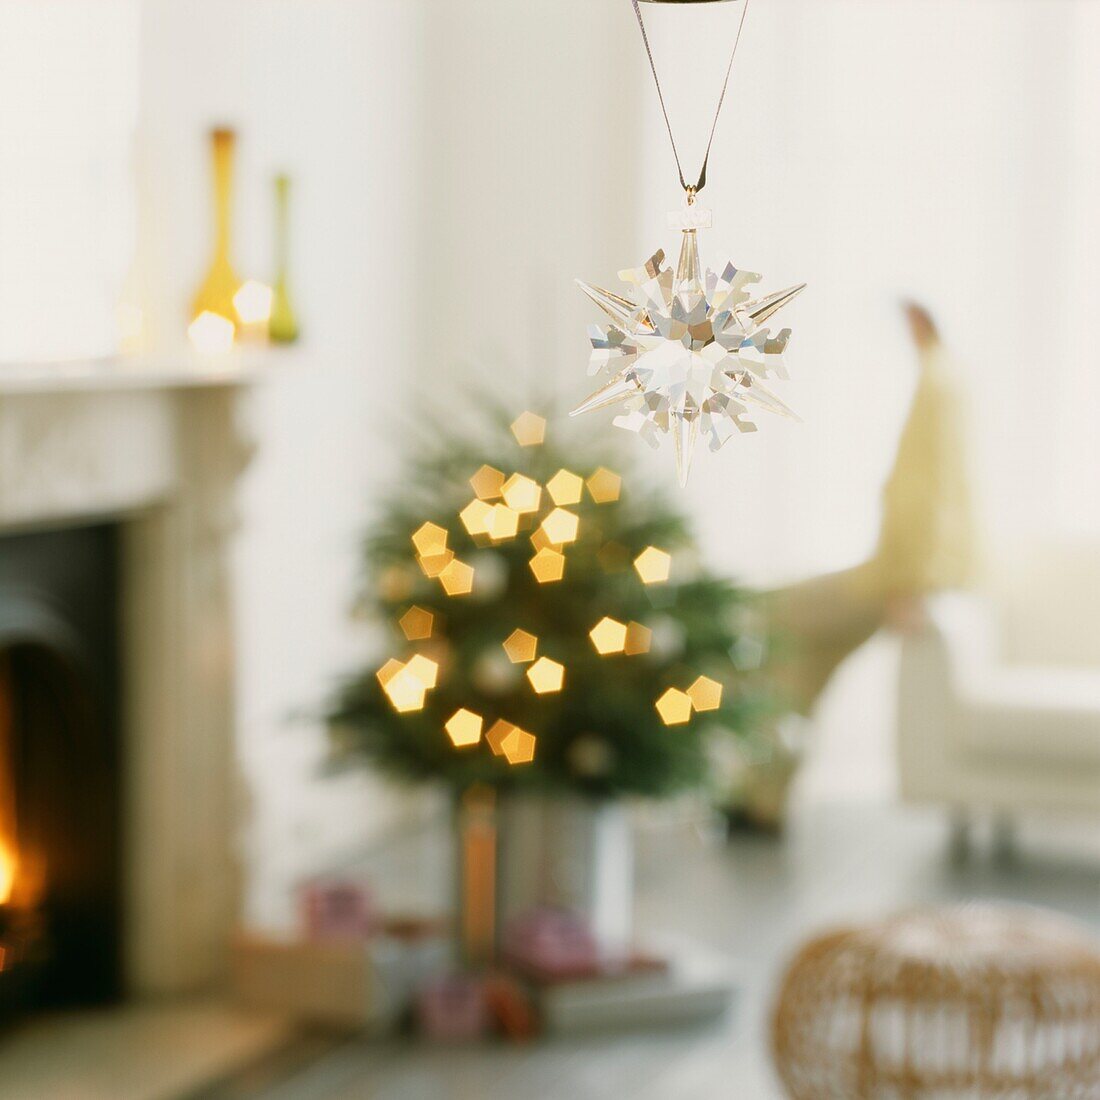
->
[413,0,641,408]
[138,0,429,929]
[0,1,138,361]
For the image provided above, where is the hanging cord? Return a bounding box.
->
[629,0,751,199]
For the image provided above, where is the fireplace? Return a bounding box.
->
[0,377,250,1005]
[0,524,123,1019]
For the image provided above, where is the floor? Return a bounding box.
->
[231,799,1100,1100]
[0,997,293,1100]
[3,799,1098,1100]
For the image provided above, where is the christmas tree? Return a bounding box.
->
[328,403,772,799]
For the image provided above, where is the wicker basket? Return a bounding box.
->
[772,905,1100,1100]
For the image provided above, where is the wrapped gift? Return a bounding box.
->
[300,878,377,942]
[502,907,601,981]
[415,973,489,1042]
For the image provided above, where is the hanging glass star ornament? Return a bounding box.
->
[571,202,805,485]
[571,0,807,486]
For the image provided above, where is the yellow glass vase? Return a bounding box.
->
[268,174,300,344]
[191,128,242,330]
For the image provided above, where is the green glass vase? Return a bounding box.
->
[268,174,300,344]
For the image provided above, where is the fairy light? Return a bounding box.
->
[526,657,564,694]
[469,465,505,500]
[510,411,546,446]
[488,504,520,541]
[530,526,556,552]
[687,675,723,712]
[376,657,404,686]
[589,617,628,655]
[445,708,484,748]
[486,719,515,756]
[500,726,537,765]
[586,467,621,503]
[501,474,542,514]
[624,621,653,655]
[460,499,495,537]
[439,559,475,596]
[418,550,454,578]
[634,546,672,584]
[503,629,538,664]
[540,508,579,546]
[655,687,692,726]
[378,660,427,713]
[405,654,439,690]
[546,469,584,506]
[529,548,565,583]
[398,606,434,641]
[412,522,448,557]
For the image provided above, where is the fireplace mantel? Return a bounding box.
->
[0,354,265,397]
[0,364,261,994]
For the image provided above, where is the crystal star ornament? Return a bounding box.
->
[571,204,805,486]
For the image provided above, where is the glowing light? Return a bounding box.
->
[589,616,628,655]
[501,474,542,514]
[586,467,621,503]
[376,658,404,687]
[624,621,652,655]
[510,411,546,446]
[405,654,439,690]
[445,708,483,747]
[500,726,537,765]
[687,675,723,712]
[530,526,556,552]
[418,550,454,578]
[377,659,427,713]
[547,469,584,506]
[398,606,434,641]
[503,629,538,664]
[529,548,566,584]
[489,504,520,541]
[0,840,15,906]
[460,499,495,537]
[655,688,692,726]
[188,310,235,354]
[233,279,274,325]
[540,508,579,546]
[634,546,672,584]
[439,559,475,596]
[470,465,505,500]
[526,656,564,694]
[412,522,449,557]
[486,719,515,756]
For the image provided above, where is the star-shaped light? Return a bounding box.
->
[572,226,805,485]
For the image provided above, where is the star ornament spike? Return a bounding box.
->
[571,212,805,486]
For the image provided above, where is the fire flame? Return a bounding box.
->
[1,653,17,908]
[0,838,14,906]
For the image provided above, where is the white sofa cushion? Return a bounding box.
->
[958,669,1100,766]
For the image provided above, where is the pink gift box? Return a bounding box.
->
[416,974,489,1042]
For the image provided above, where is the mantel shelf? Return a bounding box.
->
[0,349,302,396]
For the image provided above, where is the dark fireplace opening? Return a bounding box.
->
[0,524,122,1023]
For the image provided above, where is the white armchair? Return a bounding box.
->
[897,594,1100,852]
